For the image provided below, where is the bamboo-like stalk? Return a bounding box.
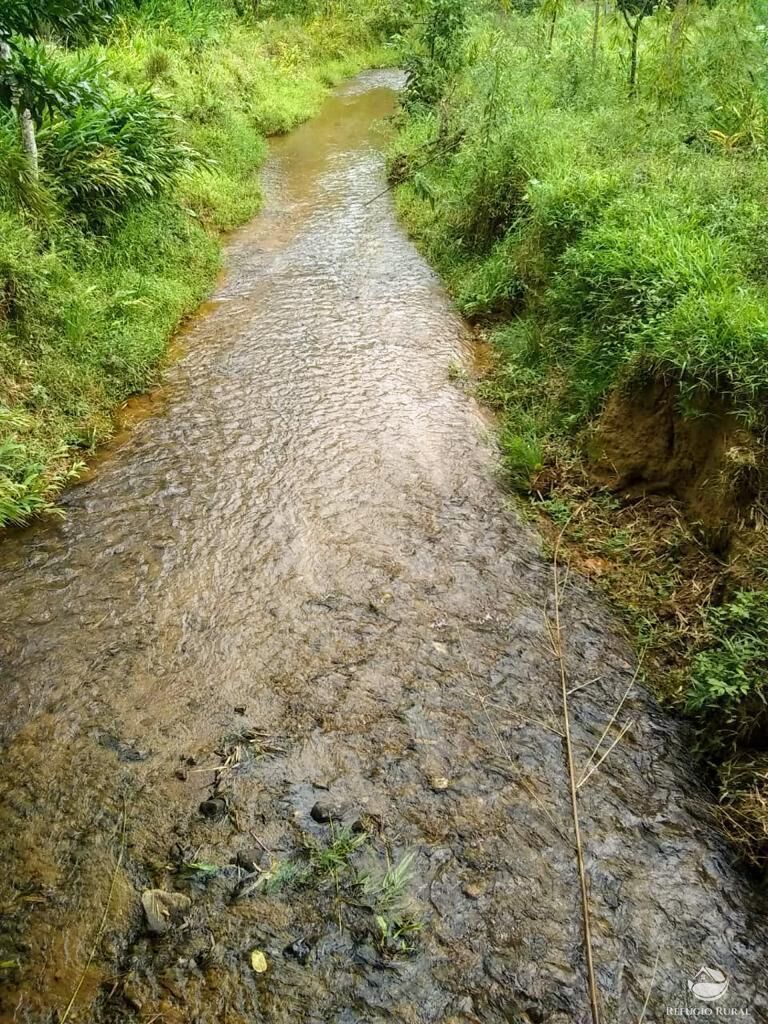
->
[551,532,601,1024]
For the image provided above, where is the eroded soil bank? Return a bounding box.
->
[0,72,766,1024]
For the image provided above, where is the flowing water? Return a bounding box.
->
[0,71,766,1024]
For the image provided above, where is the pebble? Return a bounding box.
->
[284,938,312,964]
[199,797,227,820]
[141,889,191,935]
[310,800,345,824]
[231,848,264,873]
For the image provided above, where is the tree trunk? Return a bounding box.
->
[547,6,558,51]
[666,0,689,79]
[1,39,39,179]
[19,105,39,179]
[591,0,600,65]
[628,20,640,98]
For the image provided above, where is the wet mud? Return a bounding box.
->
[0,71,766,1023]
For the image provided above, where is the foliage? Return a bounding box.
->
[686,590,768,750]
[0,0,401,526]
[0,38,103,125]
[404,0,469,108]
[39,88,196,222]
[0,1,116,43]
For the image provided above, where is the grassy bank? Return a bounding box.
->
[390,0,768,869]
[0,0,404,526]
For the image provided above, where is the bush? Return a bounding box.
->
[39,88,196,222]
[686,590,768,754]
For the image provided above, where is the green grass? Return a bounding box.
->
[391,2,768,470]
[390,0,768,867]
[0,1,403,527]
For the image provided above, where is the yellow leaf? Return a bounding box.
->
[250,949,268,974]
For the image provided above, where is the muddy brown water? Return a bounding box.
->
[0,71,766,1024]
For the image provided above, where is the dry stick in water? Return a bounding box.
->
[637,949,661,1024]
[551,531,602,1024]
[577,657,644,789]
[60,798,128,1024]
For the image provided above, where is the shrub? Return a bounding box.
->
[686,590,768,754]
[39,88,196,222]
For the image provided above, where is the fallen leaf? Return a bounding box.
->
[250,949,268,973]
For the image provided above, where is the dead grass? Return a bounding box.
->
[521,448,768,873]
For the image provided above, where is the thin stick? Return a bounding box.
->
[60,798,128,1024]
[567,676,603,697]
[363,134,463,208]
[577,719,634,790]
[637,949,661,1023]
[457,634,568,842]
[551,531,601,1024]
[579,657,644,782]
[462,688,564,736]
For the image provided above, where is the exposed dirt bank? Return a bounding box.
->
[0,72,766,1024]
[588,382,764,554]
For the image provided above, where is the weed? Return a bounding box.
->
[260,859,312,894]
[686,590,768,753]
[358,851,423,956]
[304,824,369,879]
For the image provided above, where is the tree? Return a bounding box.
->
[617,0,659,98]
[0,2,112,178]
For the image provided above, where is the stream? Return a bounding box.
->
[0,70,766,1024]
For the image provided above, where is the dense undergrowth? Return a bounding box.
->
[0,0,406,526]
[391,0,768,870]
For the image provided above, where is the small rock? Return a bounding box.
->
[122,974,148,1011]
[310,800,345,824]
[199,797,227,820]
[231,848,263,873]
[141,889,191,935]
[462,880,485,900]
[430,775,450,792]
[174,768,188,782]
[234,705,246,716]
[283,938,311,964]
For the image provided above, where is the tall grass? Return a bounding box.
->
[392,2,768,446]
[0,0,405,526]
[390,0,768,867]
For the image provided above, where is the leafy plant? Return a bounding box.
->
[686,590,768,738]
[404,0,469,108]
[304,825,369,878]
[39,88,197,222]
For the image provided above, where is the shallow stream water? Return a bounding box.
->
[0,71,766,1024]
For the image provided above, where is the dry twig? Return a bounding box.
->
[550,530,601,1024]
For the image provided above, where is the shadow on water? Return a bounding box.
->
[0,71,766,1023]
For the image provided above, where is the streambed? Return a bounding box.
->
[0,71,766,1024]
